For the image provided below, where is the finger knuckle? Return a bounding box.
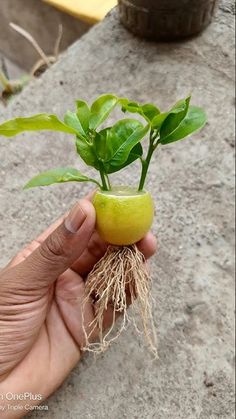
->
[40,231,66,262]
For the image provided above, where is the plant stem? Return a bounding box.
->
[138,131,159,191]
[138,150,153,191]
[99,166,109,191]
[105,173,112,190]
[0,70,9,89]
[91,179,103,189]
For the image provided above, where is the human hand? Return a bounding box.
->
[0,198,156,417]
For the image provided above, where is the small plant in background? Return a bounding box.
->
[0,94,206,354]
[0,23,62,105]
[0,62,30,105]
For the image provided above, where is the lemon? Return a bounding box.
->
[93,186,154,245]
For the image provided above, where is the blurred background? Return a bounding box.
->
[0,0,117,104]
[1,0,221,105]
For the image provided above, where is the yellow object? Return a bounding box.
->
[93,187,154,246]
[43,0,117,24]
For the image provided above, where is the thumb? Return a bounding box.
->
[19,199,96,288]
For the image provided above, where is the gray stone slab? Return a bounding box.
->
[0,2,235,418]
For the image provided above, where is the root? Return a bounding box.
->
[82,245,157,357]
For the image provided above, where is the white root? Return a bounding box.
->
[82,244,158,356]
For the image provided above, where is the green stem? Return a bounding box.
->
[138,131,159,191]
[0,70,9,89]
[138,152,153,191]
[105,173,112,190]
[90,179,103,189]
[99,166,109,191]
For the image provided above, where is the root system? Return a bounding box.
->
[82,244,157,356]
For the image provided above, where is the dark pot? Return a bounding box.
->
[118,0,219,40]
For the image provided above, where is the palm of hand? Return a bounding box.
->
[0,226,108,397]
[0,213,155,413]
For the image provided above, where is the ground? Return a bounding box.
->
[0,1,235,418]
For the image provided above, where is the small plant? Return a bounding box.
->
[0,23,63,106]
[0,94,206,354]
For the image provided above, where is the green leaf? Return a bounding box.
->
[64,111,86,138]
[89,94,118,129]
[93,128,111,162]
[160,96,191,140]
[94,119,143,160]
[121,99,139,114]
[76,100,90,134]
[141,103,160,121]
[75,136,99,169]
[105,123,149,170]
[151,96,191,132]
[121,100,160,123]
[108,118,144,158]
[151,112,169,130]
[160,106,207,145]
[0,114,76,137]
[106,143,143,174]
[24,167,100,189]
[93,119,144,173]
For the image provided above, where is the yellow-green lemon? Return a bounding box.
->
[93,186,154,245]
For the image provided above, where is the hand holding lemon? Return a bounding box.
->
[0,94,206,353]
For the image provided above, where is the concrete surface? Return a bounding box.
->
[0,0,90,71]
[0,1,235,418]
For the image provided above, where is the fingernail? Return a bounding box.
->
[65,203,86,233]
